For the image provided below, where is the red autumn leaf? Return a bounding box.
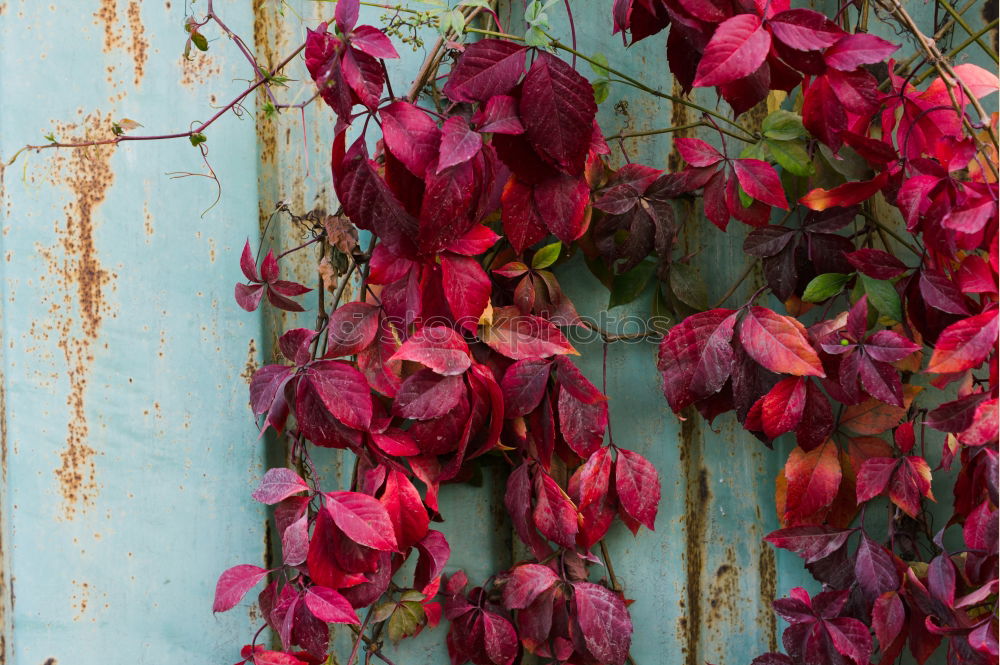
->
[674,137,725,167]
[393,370,464,420]
[740,306,825,377]
[767,9,845,50]
[853,534,900,603]
[520,52,597,174]
[253,651,307,665]
[379,470,430,550]
[252,468,310,505]
[505,462,550,558]
[926,391,992,433]
[844,248,908,280]
[762,377,808,439]
[281,513,309,567]
[657,309,738,412]
[856,456,934,517]
[784,440,842,524]
[304,586,360,624]
[572,447,612,510]
[500,177,549,253]
[349,25,398,59]
[300,360,373,430]
[325,301,380,358]
[438,116,483,173]
[481,307,577,360]
[334,0,358,32]
[473,95,525,135]
[614,448,660,531]
[502,563,559,609]
[441,254,492,333]
[823,33,898,71]
[765,525,855,563]
[533,469,579,549]
[324,491,398,551]
[442,39,527,103]
[379,101,441,178]
[414,530,451,591]
[558,387,609,458]
[502,359,552,417]
[533,173,591,243]
[693,14,771,88]
[214,564,269,612]
[390,326,471,376]
[482,611,518,665]
[732,159,788,209]
[926,309,998,374]
[802,74,847,151]
[795,380,834,452]
[800,172,888,211]
[872,591,905,649]
[572,582,633,665]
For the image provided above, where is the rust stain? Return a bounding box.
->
[667,79,694,172]
[241,338,259,384]
[70,579,90,620]
[125,1,149,87]
[706,554,739,630]
[93,0,123,55]
[143,202,153,238]
[177,53,222,88]
[0,371,8,663]
[679,412,709,665]
[759,543,778,651]
[41,113,117,520]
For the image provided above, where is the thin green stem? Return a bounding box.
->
[914,18,1000,84]
[933,0,998,63]
[604,121,704,141]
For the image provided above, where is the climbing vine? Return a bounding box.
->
[11,0,998,663]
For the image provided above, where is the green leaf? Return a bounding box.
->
[739,140,768,161]
[860,274,903,323]
[387,602,424,642]
[762,110,806,141]
[592,79,610,104]
[608,260,656,309]
[669,262,708,310]
[737,182,753,209]
[802,273,849,302]
[531,241,562,270]
[189,133,207,147]
[588,52,610,78]
[524,25,549,46]
[190,30,209,52]
[767,139,815,176]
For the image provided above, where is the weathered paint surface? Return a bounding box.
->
[0,0,987,663]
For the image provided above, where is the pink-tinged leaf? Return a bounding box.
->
[325,301,380,358]
[349,25,398,59]
[334,0,358,33]
[390,326,471,376]
[657,309,738,412]
[864,331,920,363]
[442,39,527,103]
[674,138,724,167]
[282,514,309,567]
[236,283,265,312]
[279,328,318,366]
[520,52,597,173]
[854,534,899,603]
[252,468,310,505]
[800,172,888,211]
[305,586,360,624]
[447,225,501,257]
[380,101,441,178]
[379,470,429,550]
[438,116,483,173]
[784,441,841,523]
[858,356,903,407]
[301,360,372,430]
[919,271,971,316]
[740,307,825,377]
[824,33,898,71]
[927,553,956,606]
[502,359,552,417]
[324,491,398,551]
[482,612,518,665]
[732,159,788,209]
[826,616,873,665]
[440,254,491,334]
[414,530,450,591]
[615,448,660,531]
[340,46,384,110]
[371,429,420,457]
[482,307,576,360]
[844,248,907,280]
[693,14,771,88]
[261,250,280,282]
[534,173,590,244]
[572,582,633,665]
[767,9,845,50]
[250,364,294,415]
[502,563,559,609]
[473,95,525,135]
[872,591,905,648]
[240,240,260,281]
[927,310,998,374]
[253,651,307,665]
[533,470,578,549]
[923,62,1000,104]
[214,564,269,612]
[959,398,998,446]
[558,388,608,458]
[572,447,612,510]
[554,356,605,405]
[762,377,808,439]
[765,525,854,563]
[393,370,464,420]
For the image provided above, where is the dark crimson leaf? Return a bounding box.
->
[324,491,398,551]
[214,564,269,612]
[380,101,441,178]
[858,356,903,407]
[505,462,550,558]
[657,309,738,412]
[520,52,597,174]
[301,359,372,430]
[844,248,907,280]
[441,254,491,334]
[235,283,265,312]
[252,468,310,505]
[558,388,608,458]
[572,446,612,509]
[919,270,972,316]
[764,525,854,563]
[502,563,559,609]
[926,392,991,433]
[334,0,358,33]
[481,307,576,360]
[304,586,360,624]
[482,612,518,665]
[693,14,771,88]
[414,530,450,591]
[824,33,898,71]
[674,138,724,167]
[796,380,834,452]
[379,470,429,550]
[802,75,846,151]
[863,331,920,363]
[390,326,471,376]
[501,177,549,253]
[767,9,845,50]
[442,39,527,103]
[250,364,294,416]
[856,456,933,517]
[473,95,525,135]
[533,469,578,549]
[240,239,259,281]
[325,301,380,358]
[502,359,552,417]
[854,534,900,603]
[393,370,464,420]
[614,448,660,531]
[739,307,825,377]
[872,591,905,650]
[761,377,808,439]
[438,116,483,173]
[341,46,384,110]
[572,582,633,665]
[533,174,590,244]
[555,357,605,405]
[349,25,398,59]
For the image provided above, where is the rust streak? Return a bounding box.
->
[94,0,122,55]
[667,79,694,172]
[125,1,149,87]
[241,338,258,384]
[680,412,709,665]
[759,542,778,651]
